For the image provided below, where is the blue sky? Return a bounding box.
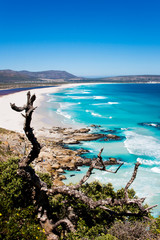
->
[1,0,160,77]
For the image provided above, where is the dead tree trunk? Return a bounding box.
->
[10,91,157,240]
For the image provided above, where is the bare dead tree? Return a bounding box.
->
[10,91,157,240]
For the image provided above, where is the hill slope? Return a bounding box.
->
[0,69,77,83]
[20,70,76,80]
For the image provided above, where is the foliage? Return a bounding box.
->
[108,220,156,240]
[36,172,52,188]
[150,216,160,236]
[48,181,158,239]
[0,158,160,240]
[95,234,118,240]
[0,158,46,240]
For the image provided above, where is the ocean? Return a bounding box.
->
[45,83,160,217]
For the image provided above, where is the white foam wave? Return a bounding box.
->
[70,96,91,99]
[56,109,71,119]
[86,110,102,118]
[91,112,102,117]
[47,98,56,103]
[92,102,119,106]
[137,158,160,166]
[59,102,76,109]
[151,167,160,173]
[86,110,112,119]
[124,131,160,159]
[108,102,119,104]
[83,91,90,94]
[93,96,107,99]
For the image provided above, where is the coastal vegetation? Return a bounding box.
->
[0,91,160,239]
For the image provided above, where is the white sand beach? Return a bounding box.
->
[0,83,97,133]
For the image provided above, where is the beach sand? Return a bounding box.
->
[0,83,97,133]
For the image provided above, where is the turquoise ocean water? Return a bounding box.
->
[45,83,160,217]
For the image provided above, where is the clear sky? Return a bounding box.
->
[1,0,160,77]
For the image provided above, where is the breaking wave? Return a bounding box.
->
[59,102,77,109]
[93,96,107,99]
[151,167,160,173]
[56,109,72,119]
[86,110,102,118]
[47,97,56,103]
[124,131,160,159]
[92,102,119,106]
[86,110,112,119]
[137,158,160,166]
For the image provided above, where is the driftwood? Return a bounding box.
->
[10,91,157,240]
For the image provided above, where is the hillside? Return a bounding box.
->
[0,69,78,84]
[100,75,160,82]
[1,70,160,85]
[0,70,41,83]
[20,70,76,80]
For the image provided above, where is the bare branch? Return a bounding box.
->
[10,91,41,167]
[144,205,158,212]
[94,162,124,173]
[52,218,76,232]
[124,162,141,201]
[74,148,104,189]
[74,148,123,189]
[10,103,26,112]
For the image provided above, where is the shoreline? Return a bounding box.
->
[0,82,160,217]
[0,82,103,133]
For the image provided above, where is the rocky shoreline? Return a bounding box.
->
[0,126,123,186]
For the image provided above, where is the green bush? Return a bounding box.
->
[0,158,46,240]
[108,220,155,240]
[95,234,118,240]
[0,158,159,240]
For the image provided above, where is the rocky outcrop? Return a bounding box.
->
[105,134,122,141]
[139,122,160,129]
[0,126,123,186]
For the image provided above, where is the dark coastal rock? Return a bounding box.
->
[76,168,81,171]
[90,124,101,128]
[74,128,90,133]
[82,158,92,166]
[62,139,80,144]
[103,157,122,166]
[104,129,116,133]
[76,148,90,155]
[74,133,105,141]
[104,134,124,141]
[139,122,160,129]
[0,126,123,186]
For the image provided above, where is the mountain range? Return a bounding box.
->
[0,70,78,83]
[1,69,160,84]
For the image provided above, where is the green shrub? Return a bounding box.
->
[0,158,46,240]
[95,234,118,240]
[36,172,52,188]
[0,158,159,240]
[108,220,156,240]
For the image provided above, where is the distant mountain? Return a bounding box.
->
[99,75,160,82]
[1,70,160,84]
[20,70,76,80]
[0,70,40,83]
[0,69,77,83]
